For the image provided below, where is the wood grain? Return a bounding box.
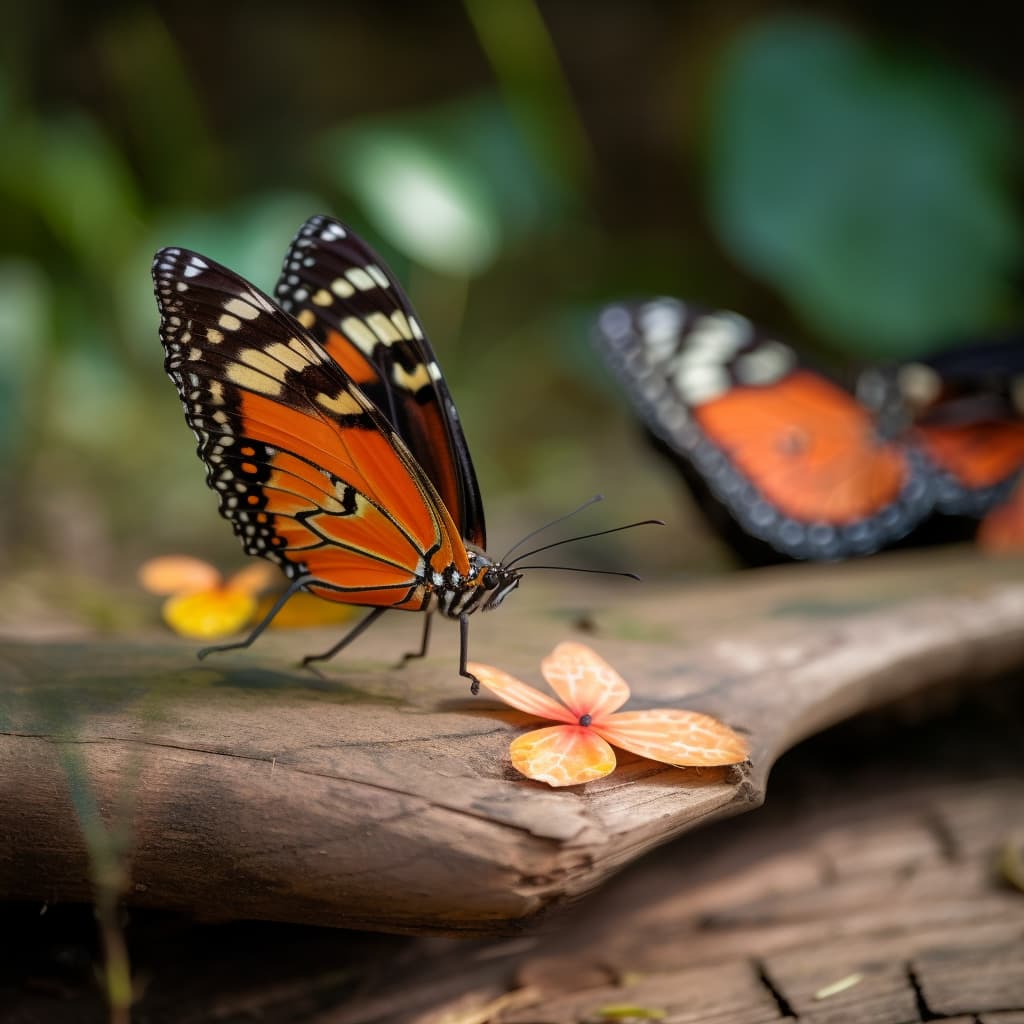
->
[2,549,1023,934]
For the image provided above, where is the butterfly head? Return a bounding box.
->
[460,548,524,610]
[466,550,522,613]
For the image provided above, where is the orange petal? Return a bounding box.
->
[468,663,575,723]
[226,562,280,595]
[162,588,256,640]
[509,725,617,787]
[595,709,749,766]
[540,642,630,719]
[138,555,221,596]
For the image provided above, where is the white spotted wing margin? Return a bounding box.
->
[274,214,487,551]
[151,246,467,606]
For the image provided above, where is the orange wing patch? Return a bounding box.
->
[320,328,379,387]
[695,371,908,524]
[915,420,1024,490]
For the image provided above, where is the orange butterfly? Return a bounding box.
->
[596,299,1024,563]
[152,216,523,692]
[858,340,1024,519]
[595,300,935,562]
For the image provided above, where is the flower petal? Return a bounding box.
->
[510,725,617,787]
[139,555,221,596]
[226,562,279,595]
[596,709,749,766]
[541,642,630,719]
[468,663,575,723]
[163,588,256,640]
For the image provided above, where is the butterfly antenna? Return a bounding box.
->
[515,565,642,580]
[499,494,605,564]
[506,519,664,568]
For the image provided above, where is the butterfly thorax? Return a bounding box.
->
[429,550,521,619]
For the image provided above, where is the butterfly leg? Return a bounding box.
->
[458,613,481,695]
[395,613,433,669]
[301,606,388,669]
[198,574,312,659]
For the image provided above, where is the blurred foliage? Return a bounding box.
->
[324,94,570,275]
[707,17,1022,357]
[1,2,1022,632]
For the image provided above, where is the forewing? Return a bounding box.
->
[915,420,1024,516]
[153,247,469,610]
[274,215,487,548]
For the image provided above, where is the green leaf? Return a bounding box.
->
[706,17,1022,356]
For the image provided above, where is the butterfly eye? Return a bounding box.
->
[482,570,499,590]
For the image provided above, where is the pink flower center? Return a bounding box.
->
[578,713,593,727]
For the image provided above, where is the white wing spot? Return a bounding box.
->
[392,363,431,392]
[365,265,390,288]
[316,390,362,415]
[223,297,262,321]
[390,310,413,340]
[639,301,686,362]
[674,363,730,405]
[265,341,310,372]
[226,362,283,396]
[734,341,794,386]
[346,267,376,292]
[366,312,400,345]
[340,316,377,355]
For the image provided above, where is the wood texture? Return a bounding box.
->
[2,549,1024,934]
[3,654,1023,1022]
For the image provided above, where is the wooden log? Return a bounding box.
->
[2,549,1024,934]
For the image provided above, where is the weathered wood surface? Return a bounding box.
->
[6,674,1022,1022]
[2,549,1024,934]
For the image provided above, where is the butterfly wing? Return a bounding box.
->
[273,215,487,549]
[914,419,1024,516]
[595,299,934,561]
[152,247,470,610]
[896,341,1024,516]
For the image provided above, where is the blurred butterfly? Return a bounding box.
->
[595,299,1024,563]
[595,299,935,562]
[152,216,524,692]
[857,337,1024,518]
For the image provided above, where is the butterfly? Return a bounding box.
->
[857,338,1024,519]
[594,299,940,563]
[152,215,523,692]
